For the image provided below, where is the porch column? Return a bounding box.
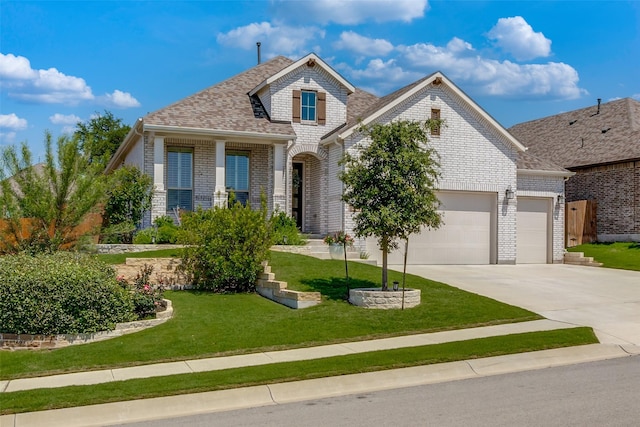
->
[151,136,166,223]
[273,143,286,211]
[213,139,228,207]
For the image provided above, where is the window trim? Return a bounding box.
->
[430,108,441,136]
[301,90,317,123]
[225,150,250,206]
[166,147,193,212]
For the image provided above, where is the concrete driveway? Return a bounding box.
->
[389,264,640,347]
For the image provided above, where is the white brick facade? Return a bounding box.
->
[117,54,567,264]
[341,83,520,263]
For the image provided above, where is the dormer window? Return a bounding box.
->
[301,91,317,122]
[293,90,326,125]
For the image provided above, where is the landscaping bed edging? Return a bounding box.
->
[0,299,173,350]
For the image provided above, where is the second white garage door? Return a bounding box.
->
[517,197,551,264]
[375,191,497,265]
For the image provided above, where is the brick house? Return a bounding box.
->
[509,98,640,242]
[106,53,570,264]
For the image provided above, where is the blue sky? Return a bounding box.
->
[1,0,639,161]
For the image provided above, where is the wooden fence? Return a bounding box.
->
[0,213,102,252]
[565,200,597,247]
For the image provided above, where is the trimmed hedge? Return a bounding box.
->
[0,252,135,334]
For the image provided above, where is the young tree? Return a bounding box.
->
[340,120,442,290]
[101,165,154,243]
[74,110,131,167]
[0,132,106,254]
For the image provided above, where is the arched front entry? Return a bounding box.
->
[290,152,325,235]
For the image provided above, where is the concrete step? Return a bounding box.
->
[564,251,602,267]
[564,252,585,259]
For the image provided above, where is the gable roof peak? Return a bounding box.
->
[329,70,526,152]
[249,52,355,96]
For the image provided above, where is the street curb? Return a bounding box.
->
[0,344,633,427]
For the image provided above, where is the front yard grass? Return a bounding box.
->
[568,242,640,271]
[1,251,541,380]
[2,327,597,415]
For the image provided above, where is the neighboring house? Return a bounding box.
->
[509,98,640,242]
[106,53,570,264]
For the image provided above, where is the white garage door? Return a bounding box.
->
[517,198,550,264]
[375,191,497,265]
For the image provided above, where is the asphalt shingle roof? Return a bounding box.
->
[509,98,640,169]
[140,56,571,174]
[517,151,570,173]
[144,56,297,137]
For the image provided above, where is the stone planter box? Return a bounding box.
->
[349,288,421,309]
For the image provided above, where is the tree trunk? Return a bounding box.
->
[381,236,388,291]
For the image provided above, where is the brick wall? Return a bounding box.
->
[566,161,640,239]
[291,153,327,234]
[343,82,520,263]
[143,137,276,227]
[327,143,344,233]
[266,65,349,145]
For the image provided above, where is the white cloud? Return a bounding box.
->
[217,22,325,57]
[398,38,584,99]
[0,53,94,104]
[0,132,18,143]
[273,0,428,24]
[487,16,551,61]
[0,53,36,80]
[49,113,81,125]
[102,90,141,108]
[633,94,640,101]
[0,113,28,130]
[338,58,423,95]
[61,126,76,135]
[334,31,394,56]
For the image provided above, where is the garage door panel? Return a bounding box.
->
[517,198,550,264]
[384,191,495,265]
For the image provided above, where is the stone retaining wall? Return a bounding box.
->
[349,288,421,309]
[94,244,185,254]
[1,299,173,350]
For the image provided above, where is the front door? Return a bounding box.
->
[292,163,303,229]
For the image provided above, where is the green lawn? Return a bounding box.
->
[1,251,541,380]
[2,328,597,415]
[568,242,640,271]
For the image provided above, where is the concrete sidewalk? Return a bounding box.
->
[2,319,573,393]
[1,343,637,427]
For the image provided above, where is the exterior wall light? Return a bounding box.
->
[505,187,515,201]
[557,194,565,205]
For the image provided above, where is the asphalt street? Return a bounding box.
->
[116,356,640,427]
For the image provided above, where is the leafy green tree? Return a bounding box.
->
[0,132,106,254]
[339,120,442,290]
[74,110,130,167]
[101,165,153,243]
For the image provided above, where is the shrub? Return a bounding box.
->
[132,216,179,244]
[270,211,306,245]
[132,228,153,244]
[116,264,164,319]
[0,252,135,334]
[178,197,272,292]
[101,165,153,244]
